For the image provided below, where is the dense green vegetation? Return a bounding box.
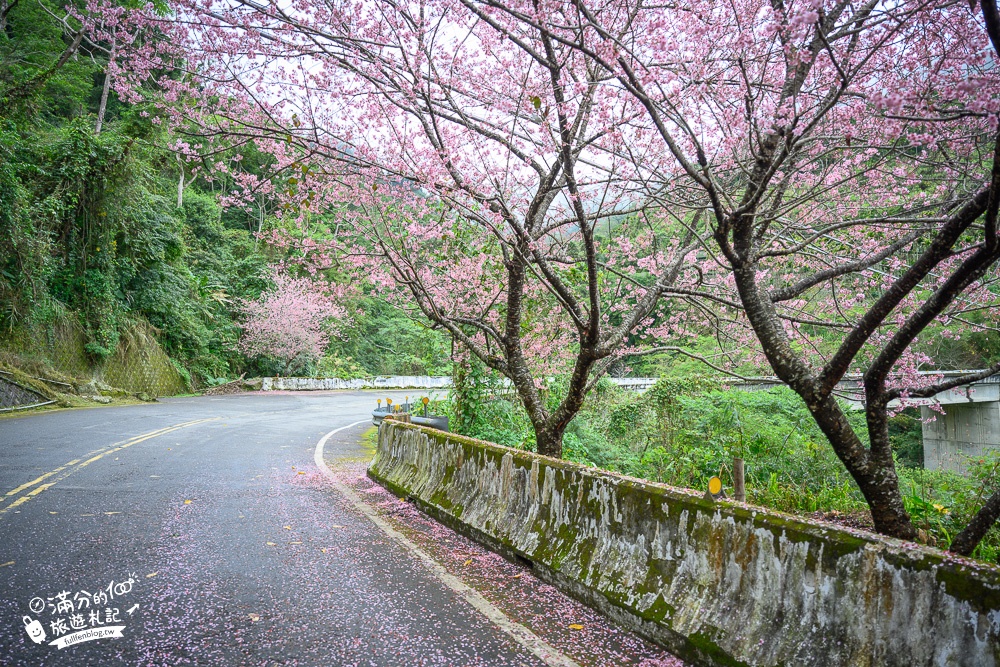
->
[439,365,1000,562]
[317,297,451,379]
[1,0,257,384]
[0,1,449,387]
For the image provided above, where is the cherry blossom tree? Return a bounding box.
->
[467,0,1000,552]
[240,270,347,374]
[150,0,704,457]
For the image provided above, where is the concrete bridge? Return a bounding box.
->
[715,372,1000,474]
[751,372,1000,473]
[887,374,999,473]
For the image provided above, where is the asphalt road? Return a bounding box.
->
[0,392,682,667]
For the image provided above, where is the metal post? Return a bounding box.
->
[733,457,746,502]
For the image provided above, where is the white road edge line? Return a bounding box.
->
[314,421,582,667]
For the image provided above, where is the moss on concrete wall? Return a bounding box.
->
[100,322,187,396]
[369,422,1000,667]
[1,316,186,397]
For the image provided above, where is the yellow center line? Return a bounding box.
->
[5,496,31,510]
[74,420,212,471]
[26,483,52,497]
[0,418,217,515]
[2,420,203,498]
[3,462,77,498]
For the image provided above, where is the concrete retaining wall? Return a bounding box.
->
[369,422,1000,667]
[0,373,50,409]
[260,376,452,391]
[260,376,663,392]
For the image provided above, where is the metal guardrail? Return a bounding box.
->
[0,372,50,410]
[371,397,449,431]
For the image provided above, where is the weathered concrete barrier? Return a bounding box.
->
[260,376,452,391]
[369,422,1000,667]
[260,376,664,392]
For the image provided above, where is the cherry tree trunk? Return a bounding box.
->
[801,394,917,540]
[534,423,566,459]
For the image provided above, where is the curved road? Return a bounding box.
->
[0,392,681,667]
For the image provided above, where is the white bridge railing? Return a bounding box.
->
[260,376,453,391]
[260,375,665,392]
[260,372,1000,405]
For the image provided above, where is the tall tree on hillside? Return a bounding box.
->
[0,0,159,110]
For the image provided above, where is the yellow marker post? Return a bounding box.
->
[707,476,725,501]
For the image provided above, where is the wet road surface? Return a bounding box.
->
[0,392,684,667]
